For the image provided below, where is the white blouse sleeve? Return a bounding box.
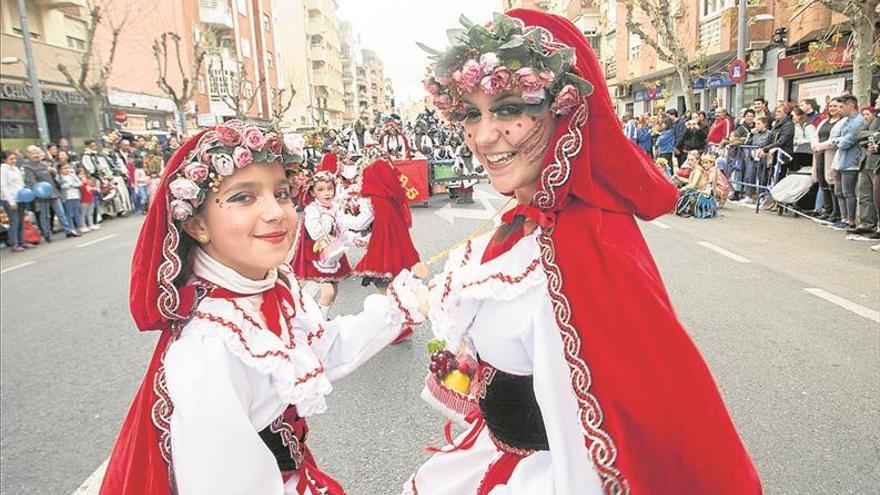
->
[524,294,604,495]
[294,272,425,382]
[340,198,374,231]
[164,335,284,495]
[303,204,326,241]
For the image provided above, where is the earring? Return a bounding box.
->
[196,232,209,244]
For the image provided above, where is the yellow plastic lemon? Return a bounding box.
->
[443,370,471,395]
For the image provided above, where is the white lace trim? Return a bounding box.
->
[184,297,332,417]
[429,230,546,348]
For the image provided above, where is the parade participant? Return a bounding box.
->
[291,170,367,317]
[413,120,435,157]
[408,10,761,495]
[380,116,412,159]
[99,120,427,495]
[347,119,375,155]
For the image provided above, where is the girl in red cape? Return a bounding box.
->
[290,170,367,317]
[99,121,427,495]
[406,10,762,495]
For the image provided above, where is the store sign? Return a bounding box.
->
[0,83,87,105]
[797,78,845,108]
[692,73,734,90]
[633,84,665,102]
[197,113,219,127]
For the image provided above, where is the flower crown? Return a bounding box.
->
[308,170,336,190]
[168,120,305,221]
[420,13,594,120]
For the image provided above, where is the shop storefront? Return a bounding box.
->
[777,44,859,111]
[0,81,95,149]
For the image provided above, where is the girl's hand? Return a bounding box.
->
[8,201,17,210]
[414,285,430,319]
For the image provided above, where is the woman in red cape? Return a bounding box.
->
[407,10,762,495]
[351,157,420,285]
[99,121,427,494]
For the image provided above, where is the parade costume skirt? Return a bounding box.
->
[291,224,353,282]
[404,417,584,495]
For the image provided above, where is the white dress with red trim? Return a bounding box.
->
[166,249,424,494]
[405,231,604,495]
[291,201,361,282]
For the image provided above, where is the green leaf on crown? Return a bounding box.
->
[416,41,442,56]
[446,28,468,45]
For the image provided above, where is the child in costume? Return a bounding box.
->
[406,11,762,495]
[99,120,427,495]
[291,170,367,316]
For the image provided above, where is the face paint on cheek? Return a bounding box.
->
[515,118,551,164]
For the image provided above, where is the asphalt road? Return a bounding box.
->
[1,185,877,495]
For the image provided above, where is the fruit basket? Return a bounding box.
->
[420,339,479,427]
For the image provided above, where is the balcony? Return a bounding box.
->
[310,44,328,63]
[311,70,330,89]
[604,58,617,79]
[308,15,328,35]
[305,0,322,15]
[199,0,234,30]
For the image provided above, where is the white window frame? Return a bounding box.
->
[241,38,251,58]
[701,0,733,19]
[628,31,642,60]
[606,0,617,29]
[237,0,247,15]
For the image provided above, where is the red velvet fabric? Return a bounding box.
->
[354,159,419,278]
[317,152,339,174]
[504,9,762,494]
[290,220,353,281]
[100,132,208,495]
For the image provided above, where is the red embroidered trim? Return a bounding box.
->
[411,476,419,495]
[459,258,541,291]
[229,300,264,331]
[388,283,416,325]
[194,311,292,362]
[157,224,183,320]
[295,364,325,385]
[538,233,629,494]
[268,415,305,468]
[307,325,325,345]
[229,299,297,351]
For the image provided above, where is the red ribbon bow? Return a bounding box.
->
[500,205,556,229]
[209,282,294,337]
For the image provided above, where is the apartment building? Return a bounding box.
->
[305,0,345,128]
[0,0,96,148]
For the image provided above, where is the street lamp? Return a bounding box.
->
[735,0,774,114]
[13,0,51,148]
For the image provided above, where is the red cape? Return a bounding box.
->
[354,159,419,278]
[508,9,762,494]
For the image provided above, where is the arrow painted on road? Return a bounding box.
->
[434,197,505,226]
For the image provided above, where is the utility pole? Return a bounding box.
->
[734,0,747,113]
[16,0,51,148]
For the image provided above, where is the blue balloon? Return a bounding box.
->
[15,187,36,203]
[34,181,53,199]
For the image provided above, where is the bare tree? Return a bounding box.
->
[791,0,879,107]
[152,27,212,135]
[208,52,264,120]
[623,0,698,111]
[57,0,131,134]
[271,83,297,120]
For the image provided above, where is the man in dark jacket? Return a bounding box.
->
[759,106,795,176]
[849,97,880,238]
[22,145,80,241]
[677,118,707,154]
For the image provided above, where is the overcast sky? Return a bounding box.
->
[336,0,499,104]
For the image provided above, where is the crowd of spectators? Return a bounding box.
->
[622,93,880,251]
[1,132,174,252]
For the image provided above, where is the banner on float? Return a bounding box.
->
[394,159,429,203]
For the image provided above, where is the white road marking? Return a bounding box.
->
[804,288,880,323]
[70,458,108,495]
[76,234,118,248]
[697,241,751,263]
[0,261,36,274]
[649,220,671,229]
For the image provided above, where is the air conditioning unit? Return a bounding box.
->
[583,29,598,37]
[747,50,765,70]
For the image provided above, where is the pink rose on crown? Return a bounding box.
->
[216,125,242,147]
[550,84,581,115]
[264,132,283,155]
[169,177,200,200]
[481,67,513,95]
[516,68,556,93]
[425,82,440,96]
[211,153,235,176]
[232,146,253,168]
[454,59,483,92]
[242,126,264,150]
[169,199,194,221]
[183,162,209,183]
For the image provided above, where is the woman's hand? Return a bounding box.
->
[414,285,430,319]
